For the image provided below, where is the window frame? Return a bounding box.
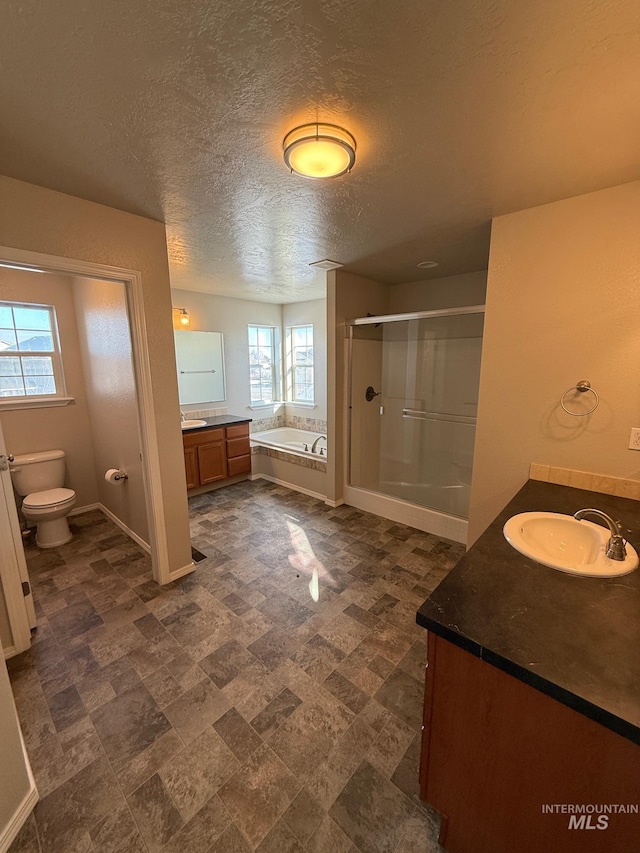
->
[247,324,280,406]
[285,324,315,405]
[0,300,67,402]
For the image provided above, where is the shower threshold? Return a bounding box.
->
[343,484,468,544]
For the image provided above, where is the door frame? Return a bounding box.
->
[0,417,32,657]
[0,245,170,588]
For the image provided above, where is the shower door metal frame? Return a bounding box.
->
[349,304,486,326]
[345,304,486,506]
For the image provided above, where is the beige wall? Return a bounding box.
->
[469,180,640,543]
[171,290,329,425]
[0,175,191,578]
[73,277,149,544]
[171,289,282,418]
[0,270,98,507]
[389,270,488,313]
[0,655,32,844]
[282,299,327,424]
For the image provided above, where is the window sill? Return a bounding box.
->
[285,401,316,409]
[0,396,75,412]
[248,402,285,411]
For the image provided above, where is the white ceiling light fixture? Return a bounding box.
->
[417,261,439,269]
[283,123,356,179]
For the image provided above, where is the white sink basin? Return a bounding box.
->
[181,419,208,430]
[503,512,638,577]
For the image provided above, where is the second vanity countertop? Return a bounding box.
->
[416,479,640,745]
[181,415,252,433]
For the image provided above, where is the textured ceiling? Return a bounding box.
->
[1,1,639,302]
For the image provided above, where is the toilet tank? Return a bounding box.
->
[9,450,66,496]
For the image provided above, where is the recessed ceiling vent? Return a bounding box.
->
[309,259,344,271]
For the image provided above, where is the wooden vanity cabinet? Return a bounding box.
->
[420,632,640,853]
[183,422,250,488]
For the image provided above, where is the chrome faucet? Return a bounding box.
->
[311,435,327,454]
[180,411,187,422]
[573,508,627,561]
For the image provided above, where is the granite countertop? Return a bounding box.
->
[416,479,640,745]
[181,414,252,432]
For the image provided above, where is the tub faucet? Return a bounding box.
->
[311,435,327,454]
[573,508,627,561]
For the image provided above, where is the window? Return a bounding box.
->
[0,302,64,398]
[286,325,314,403]
[248,325,278,404]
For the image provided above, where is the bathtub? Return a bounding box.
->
[250,428,328,462]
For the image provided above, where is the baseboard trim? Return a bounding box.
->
[0,780,38,853]
[187,474,249,497]
[97,504,151,553]
[3,645,17,660]
[249,473,327,503]
[68,502,100,517]
[324,498,344,508]
[169,562,196,581]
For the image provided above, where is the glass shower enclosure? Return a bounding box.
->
[348,306,484,522]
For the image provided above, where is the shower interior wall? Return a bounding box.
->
[349,314,483,518]
[327,269,487,507]
[349,325,383,492]
[385,318,482,510]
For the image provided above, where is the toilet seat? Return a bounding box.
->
[23,488,76,509]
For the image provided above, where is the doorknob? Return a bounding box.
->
[0,453,14,471]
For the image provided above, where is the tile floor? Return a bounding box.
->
[8,480,464,853]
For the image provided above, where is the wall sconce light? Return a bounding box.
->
[283,122,356,179]
[173,307,190,329]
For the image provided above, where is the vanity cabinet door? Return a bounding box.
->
[226,423,249,440]
[198,440,228,484]
[227,454,252,476]
[226,436,250,458]
[184,446,199,489]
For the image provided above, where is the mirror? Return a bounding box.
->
[174,330,226,404]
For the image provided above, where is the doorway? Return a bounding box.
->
[0,246,171,656]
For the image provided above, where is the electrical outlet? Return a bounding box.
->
[629,428,640,450]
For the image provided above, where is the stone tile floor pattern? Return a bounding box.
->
[8,480,464,853]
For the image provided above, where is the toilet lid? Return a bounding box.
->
[23,488,75,508]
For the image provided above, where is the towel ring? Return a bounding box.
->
[560,380,599,417]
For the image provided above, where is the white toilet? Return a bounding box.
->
[10,450,77,548]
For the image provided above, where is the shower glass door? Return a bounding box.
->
[348,309,484,519]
